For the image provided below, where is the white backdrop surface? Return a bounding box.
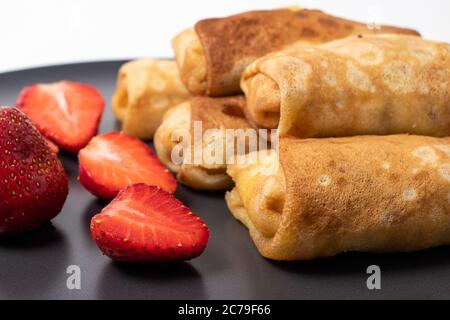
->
[0,0,449,72]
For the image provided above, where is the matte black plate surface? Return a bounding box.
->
[1,61,450,300]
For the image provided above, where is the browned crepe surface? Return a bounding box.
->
[227,135,450,260]
[241,34,450,138]
[195,8,419,96]
[190,95,249,131]
[178,96,253,190]
[155,96,254,190]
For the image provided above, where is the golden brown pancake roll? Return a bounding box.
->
[242,34,450,138]
[112,59,190,140]
[226,135,450,261]
[155,96,256,190]
[172,7,419,97]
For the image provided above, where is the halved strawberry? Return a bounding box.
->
[16,81,104,153]
[90,184,209,263]
[79,132,176,199]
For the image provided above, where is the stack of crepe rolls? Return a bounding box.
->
[172,7,419,97]
[227,33,450,260]
[226,136,450,261]
[110,7,450,260]
[112,59,190,140]
[241,34,450,137]
[155,96,260,190]
[111,7,418,189]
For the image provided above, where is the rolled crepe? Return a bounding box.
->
[154,101,191,173]
[172,7,419,97]
[112,59,190,140]
[242,34,450,138]
[155,96,254,190]
[226,135,450,261]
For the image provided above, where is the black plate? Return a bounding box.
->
[1,61,450,300]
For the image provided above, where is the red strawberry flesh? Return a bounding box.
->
[16,81,104,153]
[79,132,176,199]
[90,184,209,263]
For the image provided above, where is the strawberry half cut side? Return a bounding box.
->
[17,81,104,153]
[90,184,209,263]
[79,132,176,199]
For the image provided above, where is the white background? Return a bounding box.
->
[0,0,449,73]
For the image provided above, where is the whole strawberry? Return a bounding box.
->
[0,107,69,235]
